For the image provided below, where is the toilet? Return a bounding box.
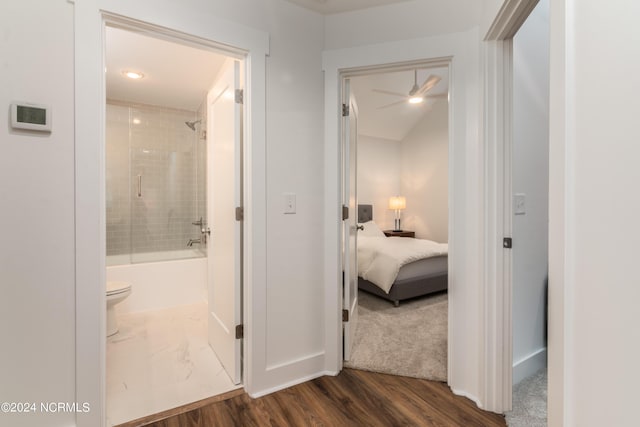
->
[106,281,132,336]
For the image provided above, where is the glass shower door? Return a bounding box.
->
[129,104,204,264]
[105,100,206,266]
[105,103,133,266]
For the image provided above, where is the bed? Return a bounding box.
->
[357,204,448,306]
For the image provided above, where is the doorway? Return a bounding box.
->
[484,0,546,414]
[103,22,244,425]
[507,0,550,424]
[340,61,450,380]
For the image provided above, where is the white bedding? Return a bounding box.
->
[357,235,448,293]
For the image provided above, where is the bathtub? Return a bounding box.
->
[106,250,207,314]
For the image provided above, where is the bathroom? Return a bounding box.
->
[103,25,242,426]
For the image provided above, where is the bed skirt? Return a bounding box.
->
[358,273,448,306]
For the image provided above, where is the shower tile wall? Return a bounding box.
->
[106,104,131,255]
[106,101,205,258]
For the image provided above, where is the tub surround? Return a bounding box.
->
[106,255,207,315]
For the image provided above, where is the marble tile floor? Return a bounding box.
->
[106,301,240,426]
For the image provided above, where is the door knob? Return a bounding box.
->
[356,225,364,231]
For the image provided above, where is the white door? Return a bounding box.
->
[342,79,359,361]
[207,59,242,384]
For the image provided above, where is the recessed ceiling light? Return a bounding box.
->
[409,96,424,104]
[123,70,145,80]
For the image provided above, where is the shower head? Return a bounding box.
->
[185,119,202,131]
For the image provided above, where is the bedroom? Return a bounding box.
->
[345,65,449,381]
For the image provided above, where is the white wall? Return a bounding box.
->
[399,98,449,243]
[324,0,484,49]
[0,2,76,427]
[357,99,448,242]
[261,1,326,373]
[3,0,326,424]
[357,135,400,229]
[511,0,549,385]
[549,1,640,426]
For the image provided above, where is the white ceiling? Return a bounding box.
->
[105,25,448,141]
[350,67,449,141]
[105,26,227,111]
[283,0,413,14]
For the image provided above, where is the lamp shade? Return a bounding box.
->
[388,196,406,210]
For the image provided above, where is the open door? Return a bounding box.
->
[342,78,359,361]
[207,59,243,384]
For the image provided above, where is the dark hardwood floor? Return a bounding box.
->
[119,369,506,427]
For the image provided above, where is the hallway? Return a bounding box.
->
[124,369,506,426]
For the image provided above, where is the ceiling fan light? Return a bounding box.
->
[123,70,145,80]
[409,96,424,104]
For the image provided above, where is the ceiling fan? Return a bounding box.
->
[373,70,443,109]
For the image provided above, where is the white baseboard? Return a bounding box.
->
[512,347,547,385]
[248,370,334,398]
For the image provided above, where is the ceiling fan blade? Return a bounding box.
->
[425,93,448,99]
[377,99,407,109]
[372,88,409,98]
[415,75,442,96]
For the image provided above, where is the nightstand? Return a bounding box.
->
[383,230,415,238]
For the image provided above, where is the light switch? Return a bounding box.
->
[284,193,296,214]
[514,193,526,215]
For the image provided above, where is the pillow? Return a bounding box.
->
[358,221,385,238]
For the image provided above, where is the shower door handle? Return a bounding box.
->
[137,174,142,197]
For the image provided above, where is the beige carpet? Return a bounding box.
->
[344,290,448,382]
[505,368,547,427]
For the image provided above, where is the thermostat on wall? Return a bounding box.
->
[11,101,52,132]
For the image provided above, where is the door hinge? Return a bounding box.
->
[503,237,512,249]
[342,309,349,322]
[235,324,244,339]
[235,207,244,221]
[342,205,349,220]
[342,103,349,117]
[235,89,244,104]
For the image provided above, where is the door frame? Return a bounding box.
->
[483,0,541,413]
[74,3,268,425]
[337,59,451,363]
[324,0,545,414]
[323,30,482,405]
